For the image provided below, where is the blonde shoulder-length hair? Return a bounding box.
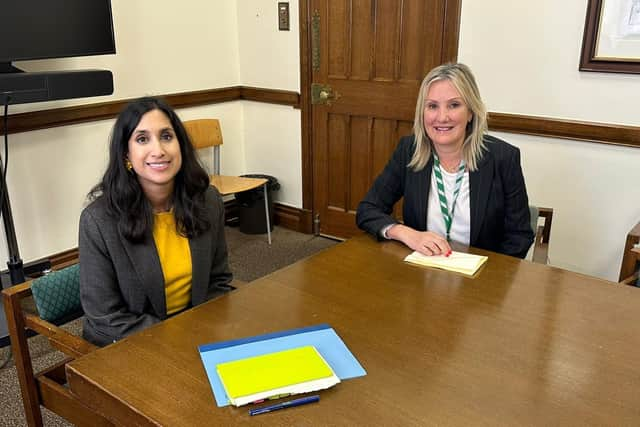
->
[408,63,488,172]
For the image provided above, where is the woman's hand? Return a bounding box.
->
[387,224,451,256]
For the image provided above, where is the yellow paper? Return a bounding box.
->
[404,250,487,276]
[216,346,339,406]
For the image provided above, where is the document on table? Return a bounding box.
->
[216,345,340,407]
[404,250,487,276]
[199,324,366,407]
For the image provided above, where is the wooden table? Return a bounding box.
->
[66,234,640,426]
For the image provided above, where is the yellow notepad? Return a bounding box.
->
[404,250,488,276]
[216,345,340,406]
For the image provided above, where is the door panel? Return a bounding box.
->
[311,0,460,238]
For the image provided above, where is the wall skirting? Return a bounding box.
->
[224,199,312,234]
[30,202,314,269]
[274,204,313,234]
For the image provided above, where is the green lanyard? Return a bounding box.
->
[433,155,466,241]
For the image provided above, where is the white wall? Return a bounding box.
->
[242,102,302,207]
[2,1,244,265]
[459,0,640,280]
[237,0,302,207]
[10,1,241,111]
[237,1,300,91]
[3,0,304,268]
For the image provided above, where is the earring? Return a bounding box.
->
[125,159,133,172]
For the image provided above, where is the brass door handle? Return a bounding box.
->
[312,84,341,105]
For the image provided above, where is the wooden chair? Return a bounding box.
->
[183,118,273,244]
[619,220,640,286]
[529,206,553,264]
[2,262,109,426]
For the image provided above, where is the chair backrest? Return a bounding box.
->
[619,220,640,285]
[528,205,553,264]
[529,205,539,237]
[2,262,104,426]
[184,118,223,175]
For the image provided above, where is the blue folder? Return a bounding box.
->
[198,324,367,407]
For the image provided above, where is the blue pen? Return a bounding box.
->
[249,395,320,416]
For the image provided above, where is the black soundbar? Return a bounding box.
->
[0,69,113,105]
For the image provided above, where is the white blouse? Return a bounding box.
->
[427,168,471,245]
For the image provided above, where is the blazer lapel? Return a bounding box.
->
[120,232,167,319]
[469,152,494,245]
[414,158,433,231]
[189,230,209,305]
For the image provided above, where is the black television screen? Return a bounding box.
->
[0,0,116,65]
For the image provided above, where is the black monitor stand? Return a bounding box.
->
[0,64,112,347]
[0,154,51,347]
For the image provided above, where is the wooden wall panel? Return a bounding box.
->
[373,0,399,81]
[371,118,394,181]
[400,1,427,82]
[422,0,446,75]
[350,0,374,80]
[327,114,347,210]
[349,116,370,211]
[328,0,348,78]
[397,120,414,140]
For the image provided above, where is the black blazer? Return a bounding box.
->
[356,134,534,258]
[79,187,233,346]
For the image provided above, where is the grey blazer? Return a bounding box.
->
[78,187,233,346]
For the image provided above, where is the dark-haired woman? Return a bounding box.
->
[79,97,232,346]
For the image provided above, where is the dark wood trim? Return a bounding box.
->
[4,89,640,151]
[47,248,79,270]
[225,198,313,234]
[442,0,462,63]
[0,86,299,135]
[488,112,640,148]
[580,0,640,74]
[240,86,300,108]
[299,0,314,212]
[274,204,314,234]
[168,87,242,108]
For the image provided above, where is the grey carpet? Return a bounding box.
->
[0,226,338,426]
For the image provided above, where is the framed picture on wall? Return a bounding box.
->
[580,0,640,73]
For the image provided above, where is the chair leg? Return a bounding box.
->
[263,183,272,245]
[2,294,44,426]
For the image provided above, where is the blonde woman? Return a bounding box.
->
[356,63,534,258]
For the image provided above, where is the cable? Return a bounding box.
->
[0,99,10,370]
[1,98,9,216]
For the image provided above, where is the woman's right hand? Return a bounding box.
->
[387,224,451,256]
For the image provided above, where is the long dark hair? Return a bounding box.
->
[88,97,211,242]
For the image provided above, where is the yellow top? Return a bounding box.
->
[153,212,192,315]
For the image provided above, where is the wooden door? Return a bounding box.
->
[309,0,460,238]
